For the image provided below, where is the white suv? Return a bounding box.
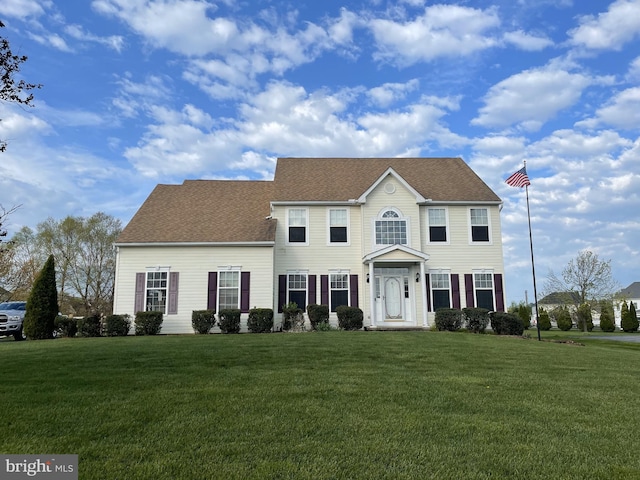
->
[0,301,27,341]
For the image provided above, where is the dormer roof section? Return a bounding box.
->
[357,167,428,204]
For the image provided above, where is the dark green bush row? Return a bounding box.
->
[192,309,216,334]
[55,315,78,338]
[552,307,573,331]
[247,308,274,333]
[78,314,102,337]
[336,305,363,331]
[307,304,329,330]
[135,311,163,335]
[104,314,131,336]
[218,309,241,334]
[282,302,304,331]
[464,308,490,333]
[490,312,524,336]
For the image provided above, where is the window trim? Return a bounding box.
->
[286,207,309,246]
[473,271,495,311]
[329,271,350,312]
[468,207,492,244]
[427,207,449,244]
[145,268,169,315]
[287,272,308,310]
[327,207,350,246]
[217,268,241,311]
[429,270,452,312]
[373,207,410,247]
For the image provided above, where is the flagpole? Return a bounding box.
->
[523,161,541,341]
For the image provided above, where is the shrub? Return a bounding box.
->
[491,312,524,336]
[247,308,274,333]
[192,310,216,334]
[538,308,552,331]
[336,305,363,331]
[23,254,58,340]
[78,314,102,337]
[508,302,532,330]
[434,308,463,331]
[135,311,163,335]
[307,304,329,330]
[218,309,241,334]
[599,300,615,332]
[553,307,573,331]
[54,315,77,338]
[282,302,304,332]
[463,308,490,334]
[104,314,131,336]
[315,321,335,331]
[576,303,594,332]
[621,301,639,333]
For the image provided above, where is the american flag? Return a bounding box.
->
[505,166,530,188]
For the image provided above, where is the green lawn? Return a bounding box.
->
[1,331,639,479]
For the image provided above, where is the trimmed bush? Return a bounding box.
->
[307,304,329,330]
[336,305,363,331]
[192,310,216,334]
[247,308,274,333]
[434,308,463,332]
[218,309,241,334]
[538,308,552,331]
[23,255,58,340]
[463,308,490,334]
[315,321,334,331]
[491,312,524,336]
[282,302,304,332]
[135,311,163,335]
[621,301,639,333]
[54,315,78,338]
[104,314,132,336]
[78,314,102,337]
[576,303,594,332]
[599,300,615,332]
[553,307,573,331]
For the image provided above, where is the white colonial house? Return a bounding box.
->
[113,158,506,333]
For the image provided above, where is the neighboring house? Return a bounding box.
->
[614,282,640,325]
[113,157,506,333]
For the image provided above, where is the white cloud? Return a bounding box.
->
[64,24,125,52]
[576,87,640,130]
[627,56,640,81]
[367,79,419,108]
[0,0,50,20]
[472,66,591,131]
[568,0,640,51]
[503,30,553,51]
[369,4,500,65]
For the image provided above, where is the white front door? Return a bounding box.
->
[373,267,414,325]
[383,276,404,320]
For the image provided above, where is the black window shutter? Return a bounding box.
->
[241,272,250,313]
[207,272,217,311]
[494,273,504,312]
[320,275,329,306]
[349,274,358,307]
[451,274,460,310]
[425,274,431,312]
[308,275,316,306]
[278,275,286,313]
[465,274,474,308]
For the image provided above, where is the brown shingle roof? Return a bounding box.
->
[271,157,501,202]
[117,180,276,244]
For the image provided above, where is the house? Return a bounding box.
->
[113,157,506,333]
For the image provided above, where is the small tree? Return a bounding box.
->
[553,306,573,331]
[575,303,594,332]
[23,254,58,339]
[598,300,615,332]
[538,307,552,331]
[621,301,639,333]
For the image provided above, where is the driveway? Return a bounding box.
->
[589,335,640,343]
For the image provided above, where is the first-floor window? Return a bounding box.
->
[288,274,307,311]
[330,273,349,312]
[218,271,240,310]
[431,273,451,311]
[474,273,494,311]
[146,271,167,313]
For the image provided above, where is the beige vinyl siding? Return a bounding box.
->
[114,245,274,334]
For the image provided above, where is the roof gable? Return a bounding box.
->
[619,282,640,299]
[358,167,427,203]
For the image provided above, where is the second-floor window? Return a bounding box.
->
[375,209,407,245]
[329,208,348,244]
[428,208,448,243]
[470,208,490,243]
[288,208,308,244]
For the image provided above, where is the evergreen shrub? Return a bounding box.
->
[538,308,552,331]
[218,309,241,334]
[336,306,363,330]
[307,304,329,330]
[490,312,524,336]
[135,311,163,335]
[463,307,490,333]
[23,255,58,340]
[553,307,573,331]
[621,301,639,332]
[282,302,304,331]
[78,314,102,337]
[598,300,615,332]
[434,308,463,331]
[247,308,274,333]
[192,310,216,334]
[576,303,594,332]
[104,314,131,336]
[54,315,77,338]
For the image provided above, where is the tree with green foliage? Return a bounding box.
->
[22,254,58,339]
[598,300,615,332]
[509,302,532,330]
[553,306,573,331]
[621,301,639,333]
[576,303,593,332]
[538,307,552,331]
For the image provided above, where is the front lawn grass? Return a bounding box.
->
[1,331,639,479]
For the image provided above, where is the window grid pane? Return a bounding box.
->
[375,220,407,244]
[289,209,306,226]
[428,208,446,226]
[288,274,307,290]
[431,273,450,289]
[330,209,347,226]
[146,272,167,312]
[475,273,493,289]
[470,208,488,225]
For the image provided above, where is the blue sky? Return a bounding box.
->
[1,0,639,305]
